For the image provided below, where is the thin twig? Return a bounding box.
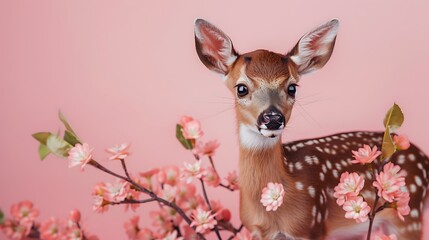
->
[219,183,235,192]
[209,156,217,174]
[120,159,131,179]
[200,179,222,240]
[366,162,381,240]
[367,195,379,240]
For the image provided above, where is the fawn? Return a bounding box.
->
[194,19,429,239]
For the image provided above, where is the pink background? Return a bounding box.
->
[1,1,429,239]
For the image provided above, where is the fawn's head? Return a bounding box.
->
[195,19,339,149]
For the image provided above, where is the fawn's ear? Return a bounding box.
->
[289,19,339,75]
[194,19,238,76]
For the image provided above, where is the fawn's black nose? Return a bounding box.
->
[258,107,285,130]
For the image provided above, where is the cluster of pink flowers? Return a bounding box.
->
[68,142,132,171]
[0,201,97,240]
[373,162,410,221]
[66,116,240,239]
[1,201,39,239]
[115,166,237,238]
[23,110,415,240]
[334,172,370,223]
[333,134,411,239]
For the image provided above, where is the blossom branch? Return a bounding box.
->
[199,179,222,240]
[110,198,157,206]
[366,194,380,240]
[89,159,196,230]
[219,183,235,192]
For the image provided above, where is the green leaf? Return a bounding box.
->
[382,128,395,159]
[58,111,81,142]
[381,103,405,159]
[64,130,81,146]
[32,132,52,145]
[0,209,4,225]
[38,144,51,160]
[176,124,193,150]
[46,134,72,158]
[383,103,404,132]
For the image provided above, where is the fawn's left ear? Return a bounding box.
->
[194,19,238,76]
[289,19,339,75]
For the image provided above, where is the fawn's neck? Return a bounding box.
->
[238,124,290,200]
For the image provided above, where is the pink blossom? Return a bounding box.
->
[180,116,204,140]
[159,184,178,202]
[393,134,410,150]
[138,168,159,191]
[139,168,160,179]
[179,116,194,126]
[69,209,81,223]
[40,217,63,240]
[92,182,106,196]
[105,143,131,161]
[260,182,285,211]
[124,186,141,212]
[351,144,381,164]
[165,207,183,226]
[181,161,203,184]
[382,162,406,180]
[180,225,198,240]
[373,170,405,203]
[103,180,130,202]
[123,216,153,240]
[158,166,180,186]
[124,216,141,240]
[0,219,32,240]
[178,195,205,213]
[342,196,371,223]
[68,143,93,170]
[163,231,180,240]
[190,208,217,234]
[92,183,109,213]
[175,183,196,204]
[64,226,83,240]
[10,201,39,223]
[333,172,365,206]
[193,140,220,157]
[374,234,398,240]
[137,228,154,240]
[395,191,410,221]
[225,171,239,190]
[92,195,109,213]
[150,210,173,236]
[202,167,220,187]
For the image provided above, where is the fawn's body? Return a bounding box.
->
[194,19,429,239]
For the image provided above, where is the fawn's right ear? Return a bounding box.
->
[194,19,238,76]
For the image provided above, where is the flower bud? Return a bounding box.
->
[393,134,410,150]
[219,208,231,222]
[69,209,81,223]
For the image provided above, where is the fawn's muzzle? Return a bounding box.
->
[258,107,285,130]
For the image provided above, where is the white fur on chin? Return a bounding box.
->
[239,124,281,149]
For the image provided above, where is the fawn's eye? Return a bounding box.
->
[287,84,298,97]
[236,84,249,98]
